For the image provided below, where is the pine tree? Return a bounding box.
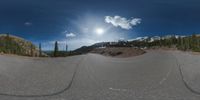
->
[66,44,68,52]
[30,44,33,56]
[191,34,195,50]
[54,41,59,57]
[39,43,42,57]
[5,33,10,53]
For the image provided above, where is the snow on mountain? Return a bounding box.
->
[127,35,187,42]
[128,36,149,42]
[149,36,161,42]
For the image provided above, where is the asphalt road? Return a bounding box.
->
[0,50,200,100]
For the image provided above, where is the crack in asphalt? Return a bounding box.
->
[0,56,86,97]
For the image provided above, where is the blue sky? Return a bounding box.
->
[0,0,200,50]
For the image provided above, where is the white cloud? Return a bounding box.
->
[24,22,32,26]
[66,33,76,38]
[105,16,141,30]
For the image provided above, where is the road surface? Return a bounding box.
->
[0,50,200,100]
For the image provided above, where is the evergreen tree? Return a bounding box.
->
[66,44,68,52]
[30,44,33,56]
[54,41,59,57]
[5,33,11,53]
[39,43,42,57]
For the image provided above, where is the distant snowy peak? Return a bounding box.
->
[149,36,161,42]
[128,36,149,42]
[128,35,187,42]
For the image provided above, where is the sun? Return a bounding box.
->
[95,28,104,35]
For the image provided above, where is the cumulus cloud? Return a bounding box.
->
[66,33,76,38]
[105,16,141,30]
[24,22,32,26]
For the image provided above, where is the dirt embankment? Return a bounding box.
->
[0,34,40,56]
[91,47,146,58]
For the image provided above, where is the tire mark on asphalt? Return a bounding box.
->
[0,56,86,97]
[173,54,200,95]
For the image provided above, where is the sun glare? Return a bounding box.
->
[95,28,104,35]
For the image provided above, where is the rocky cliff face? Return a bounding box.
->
[0,34,40,56]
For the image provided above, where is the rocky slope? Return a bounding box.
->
[0,34,40,56]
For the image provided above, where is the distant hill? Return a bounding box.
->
[0,34,40,56]
[72,34,200,55]
[72,44,146,57]
[91,47,146,57]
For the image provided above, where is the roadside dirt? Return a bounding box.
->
[91,47,146,58]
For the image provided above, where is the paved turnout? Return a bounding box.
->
[0,50,200,100]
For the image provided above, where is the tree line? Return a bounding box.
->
[86,34,200,52]
[0,33,71,57]
[126,34,200,52]
[1,33,200,57]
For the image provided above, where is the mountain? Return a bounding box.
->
[128,35,188,43]
[73,34,200,55]
[0,34,40,56]
[128,36,149,42]
[149,36,161,42]
[91,47,146,57]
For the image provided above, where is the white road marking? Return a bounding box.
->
[159,64,172,85]
[109,87,128,92]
